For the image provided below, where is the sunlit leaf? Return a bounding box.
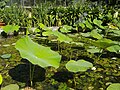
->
[107,45,120,53]
[108,23,119,30]
[79,22,85,29]
[2,25,20,33]
[108,30,120,36]
[84,20,93,29]
[66,59,93,73]
[60,25,72,33]
[39,23,46,30]
[39,23,51,31]
[1,84,19,90]
[107,83,120,90]
[0,74,2,85]
[90,30,103,39]
[43,31,72,43]
[1,54,11,59]
[93,19,105,29]
[53,31,72,43]
[15,36,61,69]
[87,48,102,53]
[80,32,91,37]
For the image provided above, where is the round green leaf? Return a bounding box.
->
[1,84,19,90]
[1,54,11,59]
[0,74,3,85]
[107,83,120,90]
[15,36,61,69]
[66,59,93,73]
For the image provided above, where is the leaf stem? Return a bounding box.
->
[29,63,35,87]
[98,49,103,60]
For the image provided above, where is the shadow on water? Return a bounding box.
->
[9,61,46,85]
[52,71,73,82]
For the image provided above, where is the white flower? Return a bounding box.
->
[92,67,96,70]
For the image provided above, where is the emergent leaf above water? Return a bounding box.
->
[15,36,61,69]
[2,25,20,33]
[107,83,120,90]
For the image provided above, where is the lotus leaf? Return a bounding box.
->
[90,30,103,39]
[15,36,61,69]
[2,25,20,33]
[87,48,102,53]
[1,54,11,59]
[60,25,72,33]
[0,74,2,85]
[66,59,93,73]
[53,31,72,43]
[117,22,120,28]
[79,22,85,29]
[108,30,120,36]
[92,38,116,49]
[80,32,91,37]
[107,83,120,90]
[93,19,105,29]
[39,23,46,30]
[39,23,52,31]
[107,45,120,53]
[1,84,19,90]
[84,20,93,29]
[43,31,72,43]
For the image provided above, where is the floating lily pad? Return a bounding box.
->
[1,54,11,59]
[107,83,120,90]
[66,59,93,73]
[1,84,19,90]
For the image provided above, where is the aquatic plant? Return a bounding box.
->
[15,36,61,86]
[107,83,120,90]
[0,74,2,85]
[66,59,93,73]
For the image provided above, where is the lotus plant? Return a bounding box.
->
[15,36,61,86]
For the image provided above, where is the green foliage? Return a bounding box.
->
[43,30,72,43]
[93,19,105,29]
[1,84,19,90]
[107,83,120,90]
[1,54,11,59]
[66,59,93,73]
[84,20,93,30]
[2,25,20,33]
[92,38,116,49]
[0,74,3,85]
[15,36,61,69]
[90,30,103,39]
[106,45,120,53]
[60,25,73,33]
